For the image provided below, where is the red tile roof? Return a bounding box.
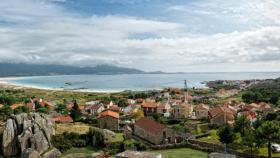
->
[239,111,257,120]
[26,102,34,112]
[67,103,74,111]
[53,115,73,123]
[259,102,271,109]
[11,104,24,110]
[141,101,157,108]
[209,106,235,118]
[135,117,166,135]
[98,110,119,119]
[79,105,85,110]
[196,104,209,111]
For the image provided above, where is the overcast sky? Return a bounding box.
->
[0,0,279,72]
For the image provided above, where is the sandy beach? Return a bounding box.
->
[0,77,67,92]
[0,77,120,93]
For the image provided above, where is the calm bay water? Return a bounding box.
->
[7,72,280,92]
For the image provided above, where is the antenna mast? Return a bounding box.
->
[184,80,188,104]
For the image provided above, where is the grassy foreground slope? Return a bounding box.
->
[152,148,208,158]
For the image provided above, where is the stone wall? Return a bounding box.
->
[98,116,119,131]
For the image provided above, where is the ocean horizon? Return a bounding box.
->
[1,72,279,92]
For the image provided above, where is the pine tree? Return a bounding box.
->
[70,100,82,122]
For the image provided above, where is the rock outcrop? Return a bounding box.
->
[2,113,60,158]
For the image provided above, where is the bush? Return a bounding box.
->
[123,139,147,151]
[52,132,88,152]
[52,135,72,152]
[105,142,123,154]
[87,128,105,147]
[14,106,29,114]
[167,119,181,125]
[123,140,136,150]
[36,107,50,114]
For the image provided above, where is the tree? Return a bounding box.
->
[36,107,50,114]
[218,124,235,155]
[34,101,42,109]
[242,129,256,158]
[132,110,144,120]
[242,91,262,103]
[55,104,68,115]
[70,100,82,122]
[0,105,13,120]
[234,115,251,136]
[117,99,128,107]
[256,121,280,158]
[0,95,15,105]
[151,113,160,121]
[14,106,29,114]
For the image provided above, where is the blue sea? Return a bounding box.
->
[5,72,280,92]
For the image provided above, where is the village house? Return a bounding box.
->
[243,102,274,114]
[123,104,133,114]
[156,101,171,116]
[106,101,120,112]
[141,101,157,115]
[215,88,239,98]
[238,111,257,123]
[258,102,274,114]
[209,106,236,126]
[11,103,25,110]
[134,117,175,145]
[124,104,142,114]
[53,115,73,124]
[85,105,105,115]
[67,102,74,111]
[195,104,210,119]
[169,99,183,106]
[85,100,100,106]
[97,110,119,131]
[127,99,136,105]
[171,103,193,119]
[11,102,34,112]
[32,98,54,109]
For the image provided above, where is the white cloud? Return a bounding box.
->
[0,0,279,72]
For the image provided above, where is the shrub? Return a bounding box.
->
[87,128,105,147]
[123,139,147,151]
[105,142,123,154]
[51,135,72,152]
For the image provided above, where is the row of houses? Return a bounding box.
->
[141,100,194,119]
[208,102,275,126]
[7,98,54,112]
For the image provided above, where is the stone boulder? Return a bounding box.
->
[42,148,61,158]
[21,148,41,158]
[2,113,59,157]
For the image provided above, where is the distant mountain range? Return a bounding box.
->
[0,63,151,77]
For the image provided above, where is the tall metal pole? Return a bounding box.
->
[184,80,188,104]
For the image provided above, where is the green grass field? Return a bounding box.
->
[55,122,92,134]
[108,133,124,143]
[151,148,208,158]
[197,129,221,144]
[62,146,98,156]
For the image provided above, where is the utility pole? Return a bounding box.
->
[184,80,188,104]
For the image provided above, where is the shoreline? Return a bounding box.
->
[0,77,154,93]
[0,73,279,93]
[0,81,127,93]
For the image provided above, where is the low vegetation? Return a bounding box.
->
[152,148,208,158]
